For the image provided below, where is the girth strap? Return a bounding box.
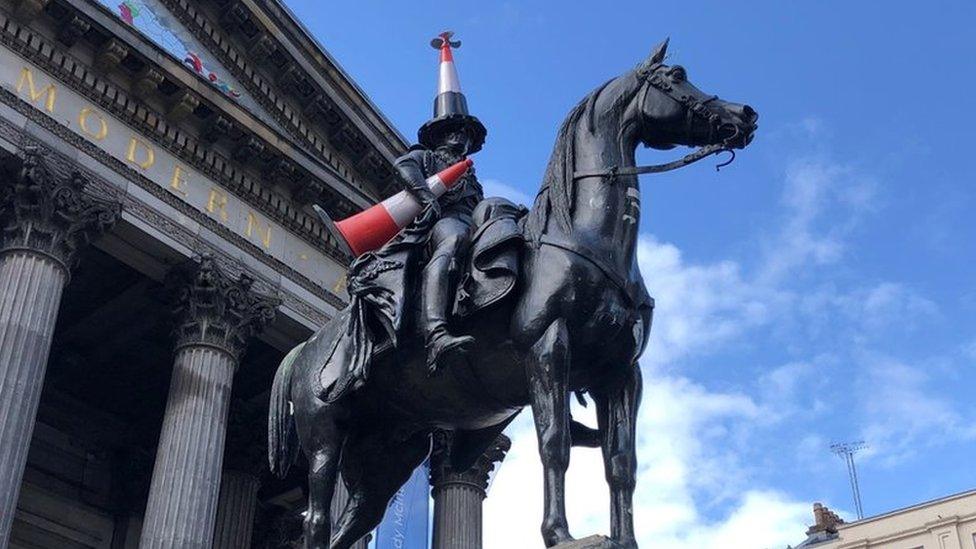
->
[538,235,640,306]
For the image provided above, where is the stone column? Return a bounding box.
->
[213,471,261,549]
[0,149,119,549]
[213,400,266,549]
[431,433,511,549]
[139,257,277,549]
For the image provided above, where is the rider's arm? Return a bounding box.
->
[394,150,435,205]
[464,166,483,198]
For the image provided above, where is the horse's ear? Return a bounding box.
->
[637,38,671,75]
[649,38,669,65]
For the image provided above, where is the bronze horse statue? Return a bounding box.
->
[268,39,757,548]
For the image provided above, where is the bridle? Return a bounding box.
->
[573,63,739,182]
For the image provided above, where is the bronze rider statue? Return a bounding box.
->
[396,31,486,373]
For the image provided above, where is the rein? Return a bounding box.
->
[573,143,735,181]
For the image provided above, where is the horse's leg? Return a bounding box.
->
[330,430,430,549]
[528,318,574,546]
[293,376,346,549]
[593,365,642,548]
[304,443,341,549]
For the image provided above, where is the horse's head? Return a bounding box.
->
[635,39,758,151]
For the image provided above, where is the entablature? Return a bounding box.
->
[0,0,373,264]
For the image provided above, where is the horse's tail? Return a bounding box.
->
[268,342,305,478]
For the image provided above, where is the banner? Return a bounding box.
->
[374,462,430,549]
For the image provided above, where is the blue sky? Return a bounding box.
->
[283,1,976,547]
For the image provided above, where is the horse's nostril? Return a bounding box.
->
[742,105,758,122]
[718,124,737,140]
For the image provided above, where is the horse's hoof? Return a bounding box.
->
[549,534,631,548]
[543,526,574,547]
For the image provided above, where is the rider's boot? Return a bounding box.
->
[422,254,473,375]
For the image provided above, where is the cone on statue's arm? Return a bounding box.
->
[313,159,473,257]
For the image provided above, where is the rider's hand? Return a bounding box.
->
[410,186,440,213]
[425,196,442,219]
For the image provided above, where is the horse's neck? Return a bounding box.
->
[568,124,641,275]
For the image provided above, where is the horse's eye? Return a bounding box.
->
[671,67,686,82]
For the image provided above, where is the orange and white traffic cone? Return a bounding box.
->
[418,31,487,153]
[432,31,466,119]
[313,159,473,257]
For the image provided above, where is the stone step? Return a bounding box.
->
[552,534,624,549]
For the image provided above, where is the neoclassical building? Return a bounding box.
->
[793,490,976,549]
[0,0,511,547]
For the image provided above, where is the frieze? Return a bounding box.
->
[0,54,351,303]
[0,92,336,326]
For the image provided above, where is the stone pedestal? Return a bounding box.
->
[139,257,277,549]
[430,433,511,549]
[0,150,118,549]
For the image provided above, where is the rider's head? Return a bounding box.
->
[436,127,473,157]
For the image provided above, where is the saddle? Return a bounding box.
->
[453,197,527,319]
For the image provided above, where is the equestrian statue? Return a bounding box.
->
[268,35,758,548]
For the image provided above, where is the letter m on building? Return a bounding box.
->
[16,67,56,112]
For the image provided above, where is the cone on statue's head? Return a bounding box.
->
[418,31,487,154]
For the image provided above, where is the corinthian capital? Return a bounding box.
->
[431,431,512,494]
[168,255,279,361]
[0,148,120,274]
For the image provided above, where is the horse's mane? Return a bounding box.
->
[523,71,644,242]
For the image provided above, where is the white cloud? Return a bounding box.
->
[637,236,779,367]
[858,354,976,466]
[961,338,976,360]
[654,490,810,549]
[797,282,938,343]
[481,178,534,207]
[757,361,817,421]
[485,371,810,549]
[759,157,877,283]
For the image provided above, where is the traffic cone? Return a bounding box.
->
[433,31,465,118]
[418,31,486,153]
[314,159,473,257]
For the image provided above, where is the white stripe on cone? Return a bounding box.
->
[438,60,461,94]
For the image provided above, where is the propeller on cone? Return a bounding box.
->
[313,159,473,257]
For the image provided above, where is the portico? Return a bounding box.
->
[0,0,409,546]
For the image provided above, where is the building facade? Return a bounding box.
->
[0,0,410,547]
[794,490,976,549]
